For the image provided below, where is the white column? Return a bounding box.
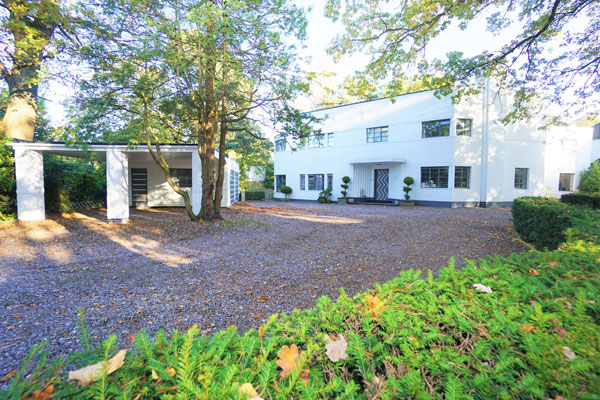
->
[106,148,129,223]
[192,151,202,214]
[14,149,45,221]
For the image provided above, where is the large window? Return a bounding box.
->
[456,119,472,136]
[229,170,239,204]
[300,174,306,190]
[514,168,528,189]
[327,132,334,146]
[366,126,388,143]
[308,174,324,190]
[308,135,325,148]
[276,175,286,192]
[558,173,574,191]
[421,167,449,188]
[275,139,286,152]
[327,174,333,189]
[454,166,471,189]
[422,119,450,138]
[172,168,192,188]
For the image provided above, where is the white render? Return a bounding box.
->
[8,142,239,222]
[274,88,595,206]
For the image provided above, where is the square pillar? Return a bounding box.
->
[192,150,202,214]
[106,148,129,223]
[14,149,45,221]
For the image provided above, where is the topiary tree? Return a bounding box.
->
[579,161,600,194]
[280,185,292,199]
[403,176,414,200]
[340,176,351,198]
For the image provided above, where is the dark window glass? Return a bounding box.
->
[366,126,389,143]
[421,167,449,188]
[300,174,305,190]
[172,169,192,188]
[454,166,470,188]
[422,119,451,138]
[275,139,286,152]
[456,119,472,136]
[308,174,324,190]
[327,174,333,189]
[558,173,574,191]
[276,175,286,192]
[514,168,528,189]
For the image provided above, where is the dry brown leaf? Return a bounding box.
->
[529,268,540,276]
[563,346,576,360]
[68,350,127,386]
[166,367,176,377]
[325,334,349,362]
[0,369,16,383]
[25,385,53,400]
[520,324,534,333]
[300,369,309,385]
[365,294,386,318]
[276,344,303,379]
[258,327,265,339]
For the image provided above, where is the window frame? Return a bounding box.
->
[327,132,334,147]
[300,174,305,190]
[327,173,333,190]
[275,175,286,192]
[456,119,472,137]
[514,168,528,189]
[366,126,389,143]
[421,166,449,188]
[308,134,325,148]
[454,166,471,189]
[558,173,574,192]
[308,174,324,191]
[275,139,286,152]
[172,168,192,188]
[422,119,451,138]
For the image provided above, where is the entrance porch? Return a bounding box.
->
[349,159,405,202]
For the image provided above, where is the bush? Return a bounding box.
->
[279,185,292,195]
[317,187,332,203]
[0,138,16,220]
[403,176,414,201]
[561,192,600,209]
[245,190,266,201]
[578,161,600,193]
[340,176,350,198]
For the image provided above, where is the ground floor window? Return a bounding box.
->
[514,168,528,189]
[276,175,286,192]
[229,170,239,204]
[327,174,333,189]
[172,168,192,188]
[300,174,305,190]
[308,174,324,190]
[558,173,574,191]
[454,166,470,189]
[421,167,449,188]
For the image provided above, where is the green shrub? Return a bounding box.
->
[403,176,414,201]
[0,138,16,220]
[561,192,600,209]
[578,161,600,193]
[340,176,350,198]
[280,185,292,195]
[245,190,266,200]
[317,187,332,203]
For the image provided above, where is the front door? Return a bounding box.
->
[131,168,148,208]
[374,169,389,200]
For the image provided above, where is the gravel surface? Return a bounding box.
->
[0,201,526,378]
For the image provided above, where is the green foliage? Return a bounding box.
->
[0,138,16,220]
[512,197,573,250]
[561,193,600,209]
[245,191,266,201]
[280,185,292,195]
[263,162,274,190]
[340,176,350,198]
[403,176,414,201]
[5,211,600,399]
[578,162,600,194]
[317,187,332,203]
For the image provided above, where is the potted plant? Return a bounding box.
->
[280,185,292,201]
[339,176,351,204]
[401,176,415,206]
[318,187,332,203]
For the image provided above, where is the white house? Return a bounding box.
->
[274,88,596,207]
[8,142,239,222]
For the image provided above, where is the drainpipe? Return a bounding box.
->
[480,77,490,207]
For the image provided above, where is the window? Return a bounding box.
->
[514,168,528,189]
[454,166,471,189]
[558,173,574,191]
[327,174,333,189]
[308,174,324,190]
[276,175,286,192]
[300,174,305,190]
[422,119,450,138]
[421,167,449,188]
[229,170,239,204]
[308,135,324,148]
[172,168,192,188]
[456,119,472,136]
[327,132,334,146]
[366,126,389,143]
[275,139,286,152]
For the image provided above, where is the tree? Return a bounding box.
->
[0,0,68,140]
[72,0,316,221]
[325,0,600,121]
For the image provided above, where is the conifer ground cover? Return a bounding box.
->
[2,202,599,399]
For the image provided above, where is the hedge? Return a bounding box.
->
[245,190,266,201]
[3,203,600,399]
[561,192,600,209]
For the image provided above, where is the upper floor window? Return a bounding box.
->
[456,119,472,136]
[367,126,388,143]
[422,119,450,138]
[275,139,286,152]
[454,166,471,189]
[514,168,528,189]
[327,132,334,146]
[172,168,192,188]
[308,174,324,190]
[558,173,574,191]
[308,135,325,148]
[276,175,286,192]
[421,167,449,188]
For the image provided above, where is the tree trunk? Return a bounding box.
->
[1,69,39,141]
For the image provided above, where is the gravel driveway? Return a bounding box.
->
[0,201,526,378]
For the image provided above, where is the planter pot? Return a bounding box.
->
[338,198,348,205]
[397,200,415,207]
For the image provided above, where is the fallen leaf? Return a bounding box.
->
[365,294,386,318]
[529,268,540,276]
[68,350,126,386]
[325,334,349,362]
[258,327,265,339]
[238,382,259,397]
[473,284,493,293]
[276,344,303,379]
[253,314,262,319]
[24,385,53,400]
[0,369,16,383]
[151,369,159,380]
[563,346,576,360]
[166,367,176,376]
[300,369,309,385]
[520,324,534,333]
